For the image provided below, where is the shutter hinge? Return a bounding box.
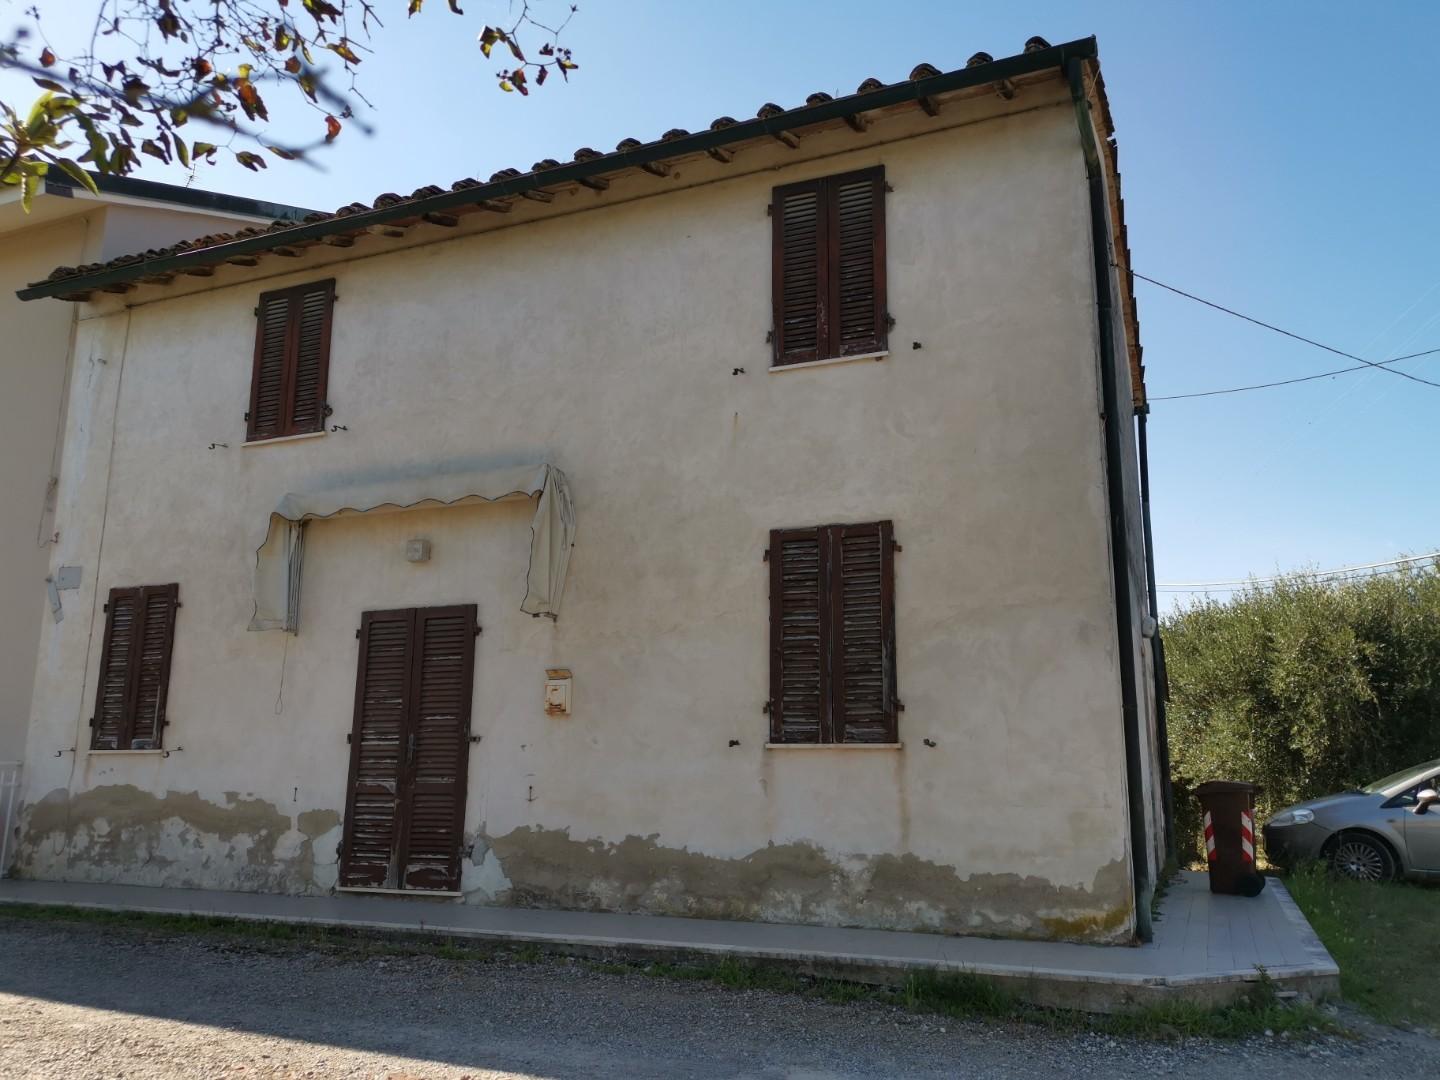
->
[102,602,108,613]
[323,403,334,418]
[892,542,903,553]
[762,548,770,562]
[895,699,906,712]
[766,203,773,217]
[765,329,774,344]
[88,716,95,727]
[346,732,352,744]
[253,306,259,316]
[355,627,361,639]
[884,313,896,330]
[475,625,483,637]
[244,411,250,423]
[762,701,772,715]
[885,182,895,193]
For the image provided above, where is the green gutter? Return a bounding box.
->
[19,37,1098,302]
[1067,57,1153,942]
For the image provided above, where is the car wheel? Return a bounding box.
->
[1329,832,1397,883]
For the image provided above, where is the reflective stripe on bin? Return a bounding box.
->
[1204,810,1216,862]
[1240,808,1255,864]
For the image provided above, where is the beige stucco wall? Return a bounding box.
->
[0,215,89,766]
[16,89,1145,941]
[0,203,291,770]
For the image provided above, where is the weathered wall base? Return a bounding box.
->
[17,786,341,896]
[16,785,1132,943]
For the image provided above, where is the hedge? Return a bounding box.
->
[1162,562,1440,859]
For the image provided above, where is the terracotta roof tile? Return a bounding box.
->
[25,37,1121,328]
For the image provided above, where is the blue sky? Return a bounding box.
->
[8,2,1440,604]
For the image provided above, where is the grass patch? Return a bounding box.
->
[594,955,1337,1040]
[1096,971,1334,1040]
[1284,861,1440,1030]
[2,902,1342,1040]
[0,902,500,963]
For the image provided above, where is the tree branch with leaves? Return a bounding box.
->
[0,0,578,208]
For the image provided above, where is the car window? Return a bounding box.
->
[1393,775,1440,806]
[1363,759,1440,793]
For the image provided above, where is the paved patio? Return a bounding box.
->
[0,870,1338,1013]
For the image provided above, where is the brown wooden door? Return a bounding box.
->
[339,604,477,892]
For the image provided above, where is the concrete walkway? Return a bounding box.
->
[0,871,1338,1013]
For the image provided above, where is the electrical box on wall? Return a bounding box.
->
[544,668,572,716]
[405,538,432,563]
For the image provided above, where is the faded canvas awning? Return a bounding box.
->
[250,462,574,632]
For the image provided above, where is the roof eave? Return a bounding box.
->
[17,36,1097,302]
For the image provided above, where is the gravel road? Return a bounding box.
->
[0,916,1431,1079]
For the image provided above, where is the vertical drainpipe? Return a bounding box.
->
[1067,59,1153,941]
[1137,408,1177,864]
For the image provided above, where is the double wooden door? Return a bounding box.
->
[339,604,477,893]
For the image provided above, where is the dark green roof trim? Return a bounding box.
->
[44,172,316,222]
[18,37,1096,302]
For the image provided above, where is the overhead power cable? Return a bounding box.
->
[1157,551,1440,592]
[1122,267,1440,393]
[1150,347,1440,401]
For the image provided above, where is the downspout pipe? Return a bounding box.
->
[1138,407,1177,864]
[1067,58,1153,941]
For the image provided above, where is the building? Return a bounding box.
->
[0,174,312,869]
[7,37,1169,942]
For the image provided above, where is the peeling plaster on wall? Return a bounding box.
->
[15,785,340,895]
[459,829,513,901]
[14,787,1130,941]
[483,827,1134,943]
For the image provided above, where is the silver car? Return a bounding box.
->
[1261,758,1440,882]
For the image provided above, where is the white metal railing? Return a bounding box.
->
[0,762,20,877]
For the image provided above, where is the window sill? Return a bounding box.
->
[764,742,903,751]
[336,886,463,898]
[244,430,327,448]
[770,350,889,373]
[87,748,167,756]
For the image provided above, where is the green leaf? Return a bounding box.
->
[48,156,98,193]
[408,0,422,14]
[20,168,38,212]
[174,138,190,168]
[191,141,218,162]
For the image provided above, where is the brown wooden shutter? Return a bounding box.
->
[247,279,334,441]
[769,528,828,743]
[830,169,887,358]
[772,179,824,366]
[340,609,413,890]
[769,522,897,744]
[401,605,476,892]
[92,589,139,750]
[831,522,897,743]
[91,584,178,751]
[340,604,476,893]
[772,167,886,366]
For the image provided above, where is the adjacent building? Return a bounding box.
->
[0,174,311,869]
[7,37,1168,942]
